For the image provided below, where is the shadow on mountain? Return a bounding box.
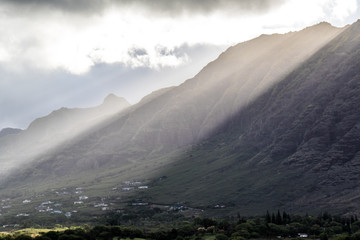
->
[130,20,360,216]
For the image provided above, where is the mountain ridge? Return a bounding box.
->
[142,19,360,215]
[1,21,345,185]
[0,21,358,221]
[0,94,130,177]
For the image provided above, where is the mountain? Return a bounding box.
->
[6,22,342,177]
[0,21,358,221]
[0,94,130,177]
[144,20,360,215]
[0,128,22,138]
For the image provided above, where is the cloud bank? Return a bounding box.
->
[0,0,359,130]
[2,0,286,15]
[0,0,358,74]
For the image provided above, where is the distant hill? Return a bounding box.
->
[0,128,22,138]
[0,94,130,177]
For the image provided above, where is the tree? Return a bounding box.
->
[266,211,271,224]
[215,233,228,240]
[276,210,282,225]
[283,211,289,224]
[272,213,276,224]
[41,231,60,240]
[14,236,32,240]
[319,232,328,240]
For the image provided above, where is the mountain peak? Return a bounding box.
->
[303,21,336,31]
[316,21,332,26]
[103,93,129,106]
[104,93,118,102]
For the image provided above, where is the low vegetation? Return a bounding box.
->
[1,212,360,240]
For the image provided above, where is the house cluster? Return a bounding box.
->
[94,202,110,211]
[169,205,186,211]
[73,194,88,205]
[1,198,12,211]
[149,202,203,216]
[124,181,142,185]
[79,195,88,200]
[1,182,152,223]
[55,191,70,196]
[213,204,226,209]
[149,202,184,212]
[131,202,149,206]
[2,224,20,228]
[35,200,76,217]
[168,202,198,213]
[75,187,83,194]
[0,199,12,217]
[298,233,309,238]
[16,213,29,217]
[2,194,78,219]
[118,180,149,192]
[277,233,308,239]
[37,201,55,213]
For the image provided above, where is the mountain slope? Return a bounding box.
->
[5,22,344,180]
[144,20,360,215]
[0,21,355,219]
[0,94,130,176]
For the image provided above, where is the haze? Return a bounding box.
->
[1,0,359,130]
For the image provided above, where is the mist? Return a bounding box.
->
[0,23,345,185]
[0,94,130,179]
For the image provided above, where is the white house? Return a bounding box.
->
[79,195,88,200]
[298,233,308,238]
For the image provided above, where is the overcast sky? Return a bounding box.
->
[1,0,360,130]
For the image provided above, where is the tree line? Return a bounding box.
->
[1,211,360,240]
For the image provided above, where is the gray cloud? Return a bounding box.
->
[2,0,286,16]
[0,42,225,130]
[128,48,148,58]
[1,0,108,14]
[134,0,287,15]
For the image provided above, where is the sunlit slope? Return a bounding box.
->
[101,22,344,149]
[12,22,344,177]
[0,94,130,177]
[145,20,360,215]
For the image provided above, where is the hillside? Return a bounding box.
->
[0,94,130,177]
[0,128,22,138]
[0,21,357,223]
[1,22,343,180]
[145,20,360,215]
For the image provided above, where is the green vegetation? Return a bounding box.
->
[1,212,360,240]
